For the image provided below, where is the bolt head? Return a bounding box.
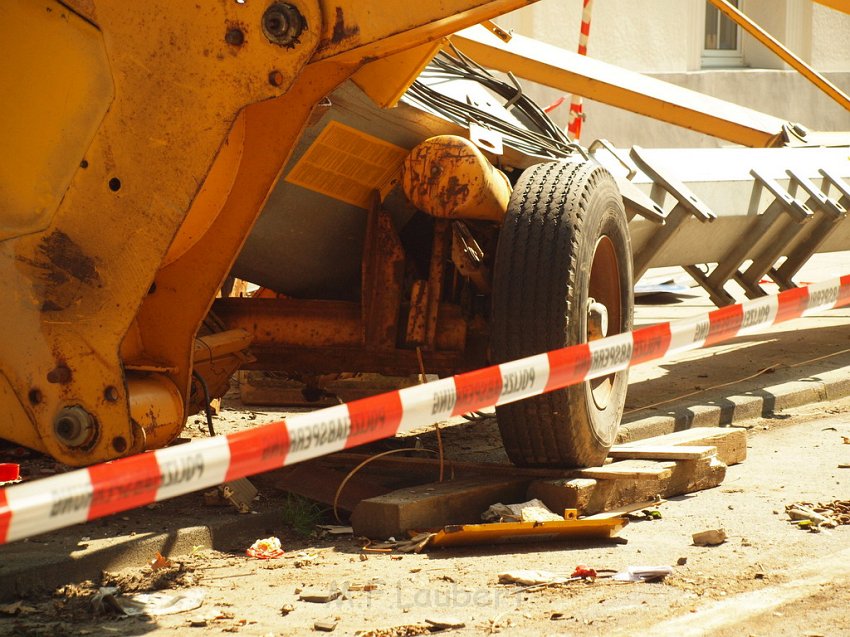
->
[262,3,304,46]
[54,406,96,448]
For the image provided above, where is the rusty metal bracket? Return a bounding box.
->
[425,220,451,349]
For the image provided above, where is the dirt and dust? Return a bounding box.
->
[0,391,848,636]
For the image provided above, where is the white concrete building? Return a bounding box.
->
[496,0,850,147]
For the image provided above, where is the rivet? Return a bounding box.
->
[225,28,245,46]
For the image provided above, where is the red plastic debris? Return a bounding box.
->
[571,565,597,579]
[0,464,20,483]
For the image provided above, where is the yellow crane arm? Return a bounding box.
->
[451,26,788,147]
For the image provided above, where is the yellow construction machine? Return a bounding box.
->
[1,0,849,468]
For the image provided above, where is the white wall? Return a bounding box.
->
[497,0,850,72]
[494,0,850,147]
[811,3,850,70]
[498,0,695,72]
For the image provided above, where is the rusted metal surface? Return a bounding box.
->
[451,221,491,294]
[312,0,537,63]
[189,329,254,414]
[0,0,323,465]
[402,135,511,222]
[405,280,430,346]
[362,193,405,348]
[125,374,184,453]
[1,0,540,465]
[426,220,452,349]
[214,299,364,348]
[215,298,467,351]
[243,343,480,377]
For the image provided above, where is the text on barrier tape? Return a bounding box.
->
[1,275,850,543]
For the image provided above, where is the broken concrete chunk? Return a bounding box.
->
[299,587,342,603]
[351,477,530,538]
[203,477,257,513]
[425,616,466,630]
[692,528,727,546]
[314,619,338,632]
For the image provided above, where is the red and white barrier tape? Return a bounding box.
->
[567,0,593,141]
[1,276,850,544]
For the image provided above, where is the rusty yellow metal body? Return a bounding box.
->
[402,136,512,222]
[0,0,536,465]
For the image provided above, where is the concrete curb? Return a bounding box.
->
[0,506,283,602]
[618,366,850,443]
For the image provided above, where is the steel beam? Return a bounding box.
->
[451,26,788,147]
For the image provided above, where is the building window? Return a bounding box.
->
[702,0,743,67]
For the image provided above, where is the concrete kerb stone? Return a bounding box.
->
[0,508,283,602]
[618,366,850,443]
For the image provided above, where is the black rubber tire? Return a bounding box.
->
[491,160,633,467]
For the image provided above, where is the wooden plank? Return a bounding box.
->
[661,456,727,497]
[531,456,728,516]
[527,478,597,514]
[608,445,716,461]
[351,477,531,539]
[577,476,666,515]
[572,460,672,480]
[324,453,572,479]
[265,463,393,513]
[622,427,747,465]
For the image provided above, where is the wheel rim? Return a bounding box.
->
[587,234,623,410]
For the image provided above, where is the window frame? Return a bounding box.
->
[701,0,745,68]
